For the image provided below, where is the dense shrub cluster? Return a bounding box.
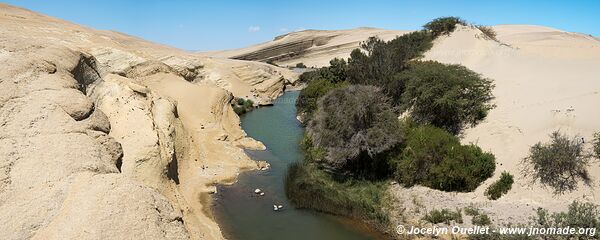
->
[231,98,254,115]
[423,17,466,37]
[400,61,495,134]
[423,208,463,224]
[296,78,347,122]
[392,125,495,192]
[308,85,403,177]
[485,171,514,200]
[347,31,434,90]
[521,131,592,195]
[288,16,497,233]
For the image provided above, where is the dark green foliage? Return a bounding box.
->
[346,31,434,102]
[392,125,495,192]
[423,208,463,224]
[284,162,390,231]
[424,17,466,37]
[231,98,254,115]
[400,61,495,134]
[296,79,347,122]
[472,214,492,226]
[308,85,403,175]
[534,201,600,240]
[522,131,592,195]
[476,25,498,41]
[295,62,307,68]
[297,58,347,84]
[593,132,600,159]
[485,171,514,200]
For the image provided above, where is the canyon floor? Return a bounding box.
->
[1,2,600,240]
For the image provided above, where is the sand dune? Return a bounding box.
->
[200,28,408,67]
[389,24,600,226]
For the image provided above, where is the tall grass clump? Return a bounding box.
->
[284,162,390,230]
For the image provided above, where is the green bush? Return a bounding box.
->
[534,201,600,239]
[400,61,495,134]
[521,131,592,195]
[284,162,390,231]
[423,208,463,224]
[424,17,466,37]
[485,171,514,200]
[231,98,254,115]
[295,62,307,68]
[296,78,347,122]
[593,132,600,159]
[308,85,403,177]
[392,125,495,192]
[472,213,492,226]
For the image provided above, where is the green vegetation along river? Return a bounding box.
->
[213,91,386,240]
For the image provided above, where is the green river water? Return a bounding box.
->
[213,91,386,240]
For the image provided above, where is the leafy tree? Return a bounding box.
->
[400,61,495,134]
[424,17,466,37]
[392,125,495,192]
[308,85,403,175]
[521,131,592,195]
[485,171,514,200]
[347,31,433,91]
[295,62,307,68]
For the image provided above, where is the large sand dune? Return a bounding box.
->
[200,28,408,68]
[389,24,600,227]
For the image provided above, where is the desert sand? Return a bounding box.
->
[391,24,600,226]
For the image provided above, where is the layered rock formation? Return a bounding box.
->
[0,3,294,239]
[201,28,408,68]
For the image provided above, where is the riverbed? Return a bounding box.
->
[213,91,384,240]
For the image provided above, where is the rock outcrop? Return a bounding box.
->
[0,3,293,240]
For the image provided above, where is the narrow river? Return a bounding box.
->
[213,91,384,240]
